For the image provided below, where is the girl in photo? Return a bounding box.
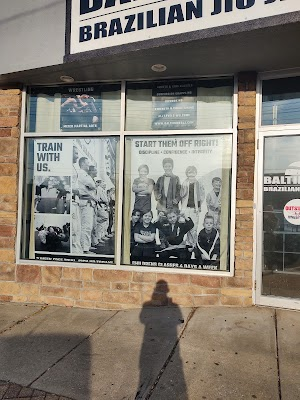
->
[130,209,141,253]
[131,211,156,261]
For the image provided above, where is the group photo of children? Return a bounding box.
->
[127,135,230,269]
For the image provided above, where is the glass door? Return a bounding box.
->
[256,132,300,309]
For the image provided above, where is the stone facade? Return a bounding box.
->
[0,74,256,309]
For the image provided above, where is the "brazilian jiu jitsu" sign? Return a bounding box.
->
[69,0,299,55]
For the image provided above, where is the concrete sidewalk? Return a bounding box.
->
[0,303,299,400]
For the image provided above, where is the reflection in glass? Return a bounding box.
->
[262,77,300,126]
[26,84,121,132]
[126,79,233,131]
[262,135,300,299]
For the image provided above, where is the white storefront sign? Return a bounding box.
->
[70,0,300,54]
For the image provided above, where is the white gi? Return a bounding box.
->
[78,169,96,252]
[72,165,83,253]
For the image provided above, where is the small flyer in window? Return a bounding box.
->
[60,85,102,131]
[152,81,197,130]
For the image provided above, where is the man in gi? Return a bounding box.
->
[72,145,83,253]
[78,157,96,254]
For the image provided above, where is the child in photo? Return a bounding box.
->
[154,158,181,214]
[132,164,155,214]
[131,211,156,261]
[180,165,205,247]
[155,209,194,260]
[206,177,222,231]
[196,215,220,265]
[130,209,141,253]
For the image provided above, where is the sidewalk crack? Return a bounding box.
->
[274,309,282,400]
[0,304,48,335]
[28,310,119,387]
[144,307,197,400]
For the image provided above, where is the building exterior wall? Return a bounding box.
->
[0,73,256,309]
[0,0,65,75]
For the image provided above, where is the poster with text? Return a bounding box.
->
[32,137,117,264]
[152,81,197,130]
[60,85,102,131]
[123,134,232,271]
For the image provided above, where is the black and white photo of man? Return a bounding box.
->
[78,157,97,254]
[71,145,82,253]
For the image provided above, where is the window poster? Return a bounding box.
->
[60,85,102,131]
[30,137,117,264]
[152,81,197,130]
[123,134,232,271]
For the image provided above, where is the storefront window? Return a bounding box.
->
[126,79,233,131]
[122,134,232,271]
[26,84,121,132]
[20,78,235,272]
[262,77,300,126]
[20,137,119,264]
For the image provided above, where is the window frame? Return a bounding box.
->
[16,76,238,277]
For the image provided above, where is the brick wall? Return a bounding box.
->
[0,75,256,309]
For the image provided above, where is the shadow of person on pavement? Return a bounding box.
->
[135,279,188,400]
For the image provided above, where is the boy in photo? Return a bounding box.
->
[206,177,222,231]
[155,209,194,260]
[196,215,220,265]
[154,158,181,214]
[180,165,205,247]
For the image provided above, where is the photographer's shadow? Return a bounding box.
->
[135,280,188,399]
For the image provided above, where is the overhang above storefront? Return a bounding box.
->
[1,18,300,87]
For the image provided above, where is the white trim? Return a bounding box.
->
[258,125,300,134]
[228,75,238,277]
[23,128,234,138]
[258,295,300,311]
[16,87,28,263]
[115,81,126,266]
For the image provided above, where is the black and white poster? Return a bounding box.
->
[60,85,102,131]
[124,134,232,271]
[152,81,197,130]
[32,137,117,264]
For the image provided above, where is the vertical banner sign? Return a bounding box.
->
[60,85,102,131]
[152,81,197,130]
[69,0,300,55]
[125,134,232,271]
[33,137,117,264]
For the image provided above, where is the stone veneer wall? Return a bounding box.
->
[0,73,256,309]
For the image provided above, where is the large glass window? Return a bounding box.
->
[126,79,233,131]
[20,78,235,272]
[26,84,121,132]
[262,77,300,126]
